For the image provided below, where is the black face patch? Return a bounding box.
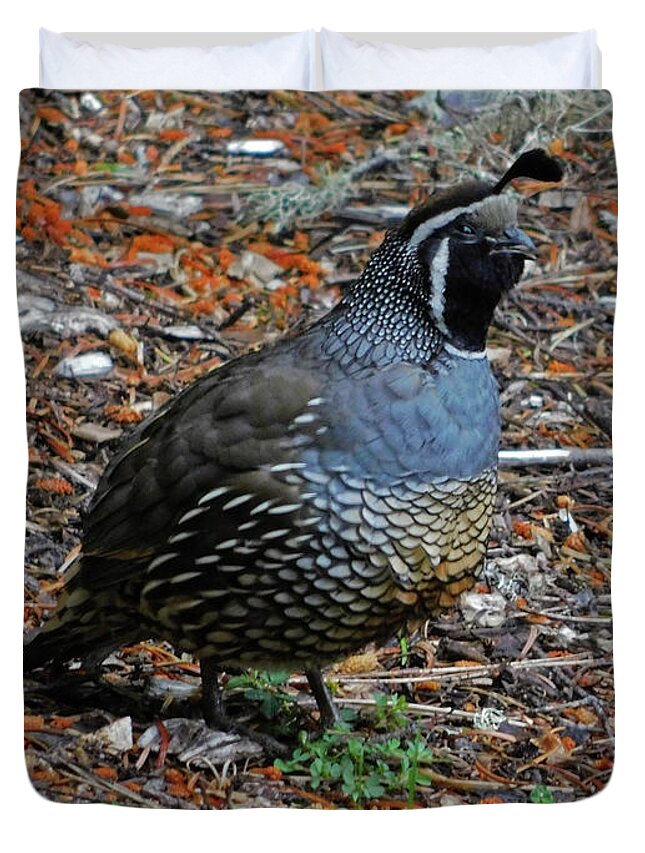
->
[447,238,526,295]
[420,212,529,352]
[490,251,527,292]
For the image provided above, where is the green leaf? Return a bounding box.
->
[260,693,281,719]
[399,635,409,666]
[340,707,358,723]
[272,725,434,805]
[225,674,250,690]
[274,748,310,773]
[530,785,555,804]
[340,756,356,786]
[92,163,120,173]
[364,775,385,799]
[265,671,290,685]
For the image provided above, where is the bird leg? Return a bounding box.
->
[199,658,288,757]
[200,658,227,728]
[306,667,342,728]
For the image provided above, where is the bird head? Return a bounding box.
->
[397,149,563,353]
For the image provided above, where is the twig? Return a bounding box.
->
[316,654,612,687]
[418,769,573,794]
[519,611,612,625]
[518,270,616,290]
[53,759,162,808]
[498,448,612,467]
[328,696,532,728]
[567,102,613,134]
[51,459,99,490]
[99,275,228,345]
[216,296,254,331]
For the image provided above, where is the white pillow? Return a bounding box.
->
[39,29,316,90]
[321,30,600,90]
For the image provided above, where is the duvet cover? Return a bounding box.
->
[19,88,615,808]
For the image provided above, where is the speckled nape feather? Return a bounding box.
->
[24,149,562,728]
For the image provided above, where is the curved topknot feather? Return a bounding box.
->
[492,148,563,195]
[399,148,562,241]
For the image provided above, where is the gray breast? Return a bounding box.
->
[307,351,500,484]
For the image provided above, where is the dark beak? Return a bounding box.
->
[489,226,537,259]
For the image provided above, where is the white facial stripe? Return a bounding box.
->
[429,237,450,335]
[444,342,487,360]
[410,194,521,248]
[410,195,510,246]
[409,200,482,246]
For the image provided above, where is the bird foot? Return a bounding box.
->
[201,707,289,758]
[200,659,289,757]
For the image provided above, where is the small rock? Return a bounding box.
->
[55,351,114,379]
[473,707,506,730]
[570,195,594,235]
[487,552,548,598]
[160,324,208,341]
[460,591,507,628]
[128,191,202,218]
[17,294,56,332]
[23,304,118,338]
[226,139,285,157]
[71,422,123,443]
[79,717,133,755]
[553,624,581,648]
[79,92,104,113]
[439,793,464,807]
[228,250,284,286]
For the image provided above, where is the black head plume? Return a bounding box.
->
[399,148,562,242]
[492,149,563,195]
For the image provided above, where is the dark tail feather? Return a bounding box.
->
[24,619,134,674]
[24,557,134,673]
[23,628,68,673]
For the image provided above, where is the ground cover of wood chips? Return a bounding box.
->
[19,88,614,809]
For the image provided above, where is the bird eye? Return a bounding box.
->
[456,222,476,237]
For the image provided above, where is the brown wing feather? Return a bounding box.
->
[83,354,323,568]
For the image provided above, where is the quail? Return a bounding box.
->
[24,149,562,727]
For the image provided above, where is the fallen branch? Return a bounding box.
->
[498,448,612,468]
[294,654,612,687]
